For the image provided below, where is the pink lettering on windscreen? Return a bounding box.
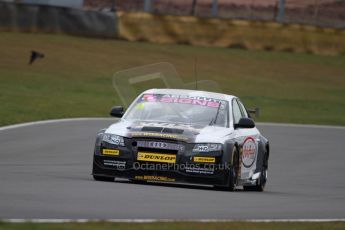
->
[141,94,220,108]
[143,94,156,102]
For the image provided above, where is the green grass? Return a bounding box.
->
[1,222,345,230]
[1,32,345,126]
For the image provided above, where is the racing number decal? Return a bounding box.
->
[242,137,257,168]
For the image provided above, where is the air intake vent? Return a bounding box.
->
[142,126,184,134]
[162,128,184,134]
[142,127,163,132]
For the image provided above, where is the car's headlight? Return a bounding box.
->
[193,143,222,152]
[102,133,125,146]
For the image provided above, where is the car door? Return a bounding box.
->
[232,98,260,180]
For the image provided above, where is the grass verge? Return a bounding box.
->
[0,32,344,126]
[1,222,345,230]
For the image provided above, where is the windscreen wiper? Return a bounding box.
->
[209,103,221,126]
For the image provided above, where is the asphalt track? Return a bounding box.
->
[0,118,345,220]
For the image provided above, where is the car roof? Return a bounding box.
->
[143,88,236,102]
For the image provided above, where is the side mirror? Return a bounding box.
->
[234,118,255,129]
[110,106,124,118]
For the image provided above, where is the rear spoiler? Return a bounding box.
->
[247,108,260,118]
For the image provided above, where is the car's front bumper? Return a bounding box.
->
[92,141,230,186]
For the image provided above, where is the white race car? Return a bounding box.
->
[92,89,270,191]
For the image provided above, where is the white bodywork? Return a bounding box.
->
[105,89,261,181]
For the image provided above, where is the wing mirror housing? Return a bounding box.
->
[110,106,124,118]
[234,118,256,129]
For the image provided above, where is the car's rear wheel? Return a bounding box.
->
[93,175,115,182]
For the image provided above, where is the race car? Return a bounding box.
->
[92,89,270,191]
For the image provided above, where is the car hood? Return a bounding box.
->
[105,119,234,143]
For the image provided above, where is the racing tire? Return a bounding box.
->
[228,146,239,191]
[93,175,115,182]
[214,147,239,192]
[243,152,268,192]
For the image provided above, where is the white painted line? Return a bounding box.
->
[247,219,345,222]
[2,218,345,223]
[0,118,114,132]
[0,118,344,132]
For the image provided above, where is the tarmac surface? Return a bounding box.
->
[0,119,344,219]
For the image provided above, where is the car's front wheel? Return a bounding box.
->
[244,152,268,192]
[93,175,115,182]
[214,146,239,192]
[227,146,239,191]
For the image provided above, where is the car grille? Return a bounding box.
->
[135,139,184,153]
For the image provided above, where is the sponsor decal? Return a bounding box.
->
[242,137,257,168]
[137,152,176,164]
[140,94,226,108]
[193,156,216,163]
[134,175,175,182]
[185,165,215,175]
[131,132,188,141]
[103,160,126,169]
[135,102,146,110]
[102,149,120,156]
[194,145,209,152]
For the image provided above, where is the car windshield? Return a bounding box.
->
[124,94,229,127]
